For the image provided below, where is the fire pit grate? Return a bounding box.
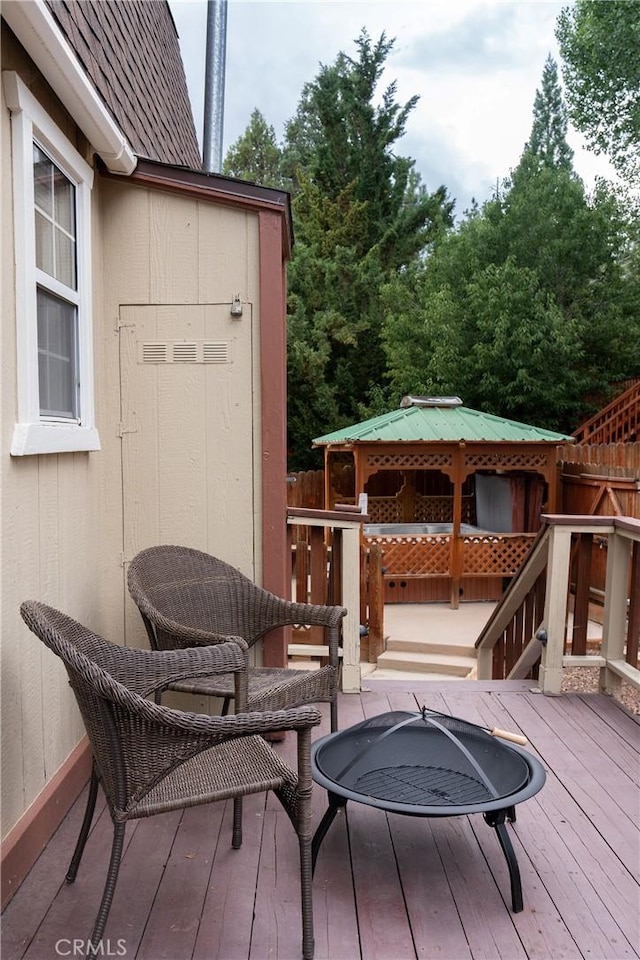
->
[354,764,498,806]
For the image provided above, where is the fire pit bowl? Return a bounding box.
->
[311,709,546,912]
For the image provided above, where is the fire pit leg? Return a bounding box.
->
[312,791,347,874]
[483,810,523,913]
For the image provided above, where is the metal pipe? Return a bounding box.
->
[202,0,228,173]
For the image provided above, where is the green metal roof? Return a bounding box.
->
[313,401,574,445]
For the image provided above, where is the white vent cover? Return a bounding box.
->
[139,341,231,364]
[400,395,463,408]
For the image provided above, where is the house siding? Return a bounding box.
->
[2,84,282,868]
[1,45,118,839]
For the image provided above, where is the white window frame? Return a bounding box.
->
[4,71,100,455]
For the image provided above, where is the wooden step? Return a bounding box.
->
[386,637,476,659]
[376,649,477,677]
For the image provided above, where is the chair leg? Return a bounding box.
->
[330,696,338,733]
[87,821,126,954]
[232,797,243,848]
[299,832,315,960]
[66,765,100,883]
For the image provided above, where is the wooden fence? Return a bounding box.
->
[559,442,640,472]
[287,470,325,510]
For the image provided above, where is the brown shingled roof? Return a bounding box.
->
[45,0,202,168]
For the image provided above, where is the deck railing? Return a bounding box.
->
[571,380,640,445]
[287,506,368,692]
[476,515,640,697]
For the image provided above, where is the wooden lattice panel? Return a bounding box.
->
[366,452,453,471]
[414,495,475,524]
[363,536,451,576]
[368,497,402,524]
[465,451,548,471]
[462,535,536,576]
[414,496,453,522]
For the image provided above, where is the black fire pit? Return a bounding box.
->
[311,709,546,912]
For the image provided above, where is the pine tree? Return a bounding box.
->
[222,109,286,188]
[284,31,453,467]
[381,54,640,433]
[524,55,573,170]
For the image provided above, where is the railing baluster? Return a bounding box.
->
[571,533,593,657]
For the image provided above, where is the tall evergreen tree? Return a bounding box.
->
[284,31,453,468]
[222,108,286,188]
[381,59,640,432]
[524,55,574,171]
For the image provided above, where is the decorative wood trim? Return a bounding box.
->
[1,738,92,910]
[259,210,288,667]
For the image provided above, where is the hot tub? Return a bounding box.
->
[364,522,484,536]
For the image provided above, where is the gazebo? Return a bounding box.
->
[313,397,573,607]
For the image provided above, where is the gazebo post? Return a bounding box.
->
[449,445,465,608]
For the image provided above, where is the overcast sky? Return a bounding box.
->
[168,0,617,215]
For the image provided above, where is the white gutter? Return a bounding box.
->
[2,0,136,174]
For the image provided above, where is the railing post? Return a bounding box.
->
[600,527,631,698]
[539,525,572,694]
[287,507,367,693]
[341,524,362,692]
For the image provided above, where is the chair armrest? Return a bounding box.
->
[277,601,347,629]
[133,600,240,650]
[270,601,346,666]
[113,685,322,738]
[100,682,322,804]
[113,640,249,698]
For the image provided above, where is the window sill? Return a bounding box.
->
[11,422,101,456]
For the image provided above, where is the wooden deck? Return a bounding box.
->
[3,680,639,960]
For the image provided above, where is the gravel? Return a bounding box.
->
[561,665,640,715]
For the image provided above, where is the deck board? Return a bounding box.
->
[2,681,639,960]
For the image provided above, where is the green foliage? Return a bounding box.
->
[382,118,640,432]
[222,24,640,466]
[284,31,453,469]
[222,108,286,188]
[525,55,574,171]
[556,0,640,182]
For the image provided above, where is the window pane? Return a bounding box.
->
[54,227,76,288]
[33,145,52,216]
[37,288,78,419]
[53,167,74,234]
[33,144,77,290]
[35,210,54,276]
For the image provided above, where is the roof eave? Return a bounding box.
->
[3,0,136,175]
[315,436,571,448]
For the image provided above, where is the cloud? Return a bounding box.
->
[400,3,529,74]
[168,0,619,206]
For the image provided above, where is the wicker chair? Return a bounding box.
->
[20,601,321,959]
[127,545,347,731]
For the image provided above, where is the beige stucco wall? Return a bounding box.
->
[1,47,263,839]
